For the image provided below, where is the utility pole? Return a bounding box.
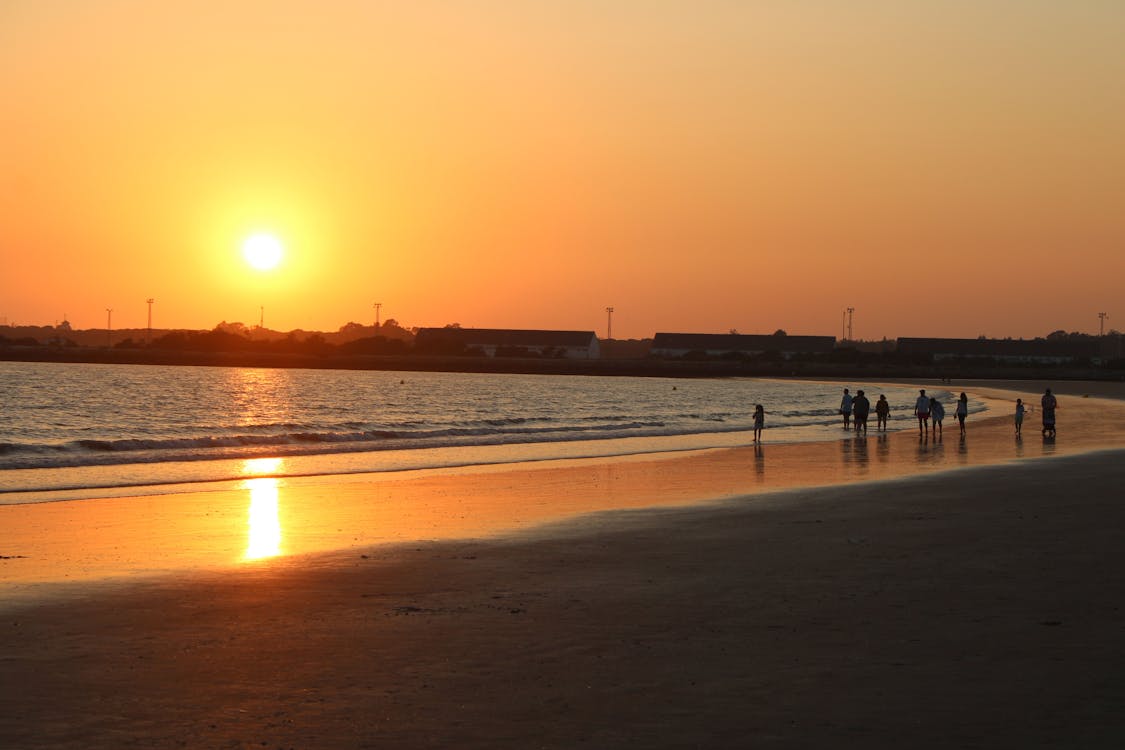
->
[259,305,265,330]
[373,302,382,328]
[146,298,155,345]
[846,307,855,342]
[1098,312,1108,336]
[605,307,614,340]
[106,308,113,348]
[841,309,846,342]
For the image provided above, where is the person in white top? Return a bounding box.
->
[929,396,945,437]
[955,392,969,436]
[839,388,853,430]
[914,389,930,437]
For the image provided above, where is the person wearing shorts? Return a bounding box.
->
[914,389,930,436]
[875,394,890,432]
[955,392,969,436]
[839,388,853,430]
[929,396,945,437]
[852,389,871,435]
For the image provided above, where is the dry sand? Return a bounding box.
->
[2,383,1124,748]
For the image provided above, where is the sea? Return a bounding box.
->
[0,361,979,504]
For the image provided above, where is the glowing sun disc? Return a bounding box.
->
[242,233,284,270]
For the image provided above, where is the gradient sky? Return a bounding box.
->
[2,0,1122,340]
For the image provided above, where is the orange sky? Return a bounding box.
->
[2,1,1122,340]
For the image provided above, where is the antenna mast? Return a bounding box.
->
[146,298,155,345]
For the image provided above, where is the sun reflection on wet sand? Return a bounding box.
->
[242,459,285,560]
[244,477,282,560]
[242,457,284,477]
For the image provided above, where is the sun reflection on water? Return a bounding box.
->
[242,458,285,560]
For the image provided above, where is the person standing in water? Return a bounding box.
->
[852,389,871,435]
[955,392,969,436]
[914,389,930,437]
[1041,388,1058,437]
[1014,398,1025,437]
[752,404,766,443]
[875,394,890,432]
[930,396,945,437]
[839,388,853,430]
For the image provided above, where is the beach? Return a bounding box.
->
[3,382,1125,748]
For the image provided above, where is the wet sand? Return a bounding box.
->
[2,383,1125,747]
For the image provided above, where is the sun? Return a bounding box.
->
[242,233,284,271]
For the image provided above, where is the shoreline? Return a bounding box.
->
[0,379,1068,506]
[3,381,1125,747]
[2,383,1122,592]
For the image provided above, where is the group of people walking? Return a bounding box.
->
[837,387,971,438]
[910,389,970,438]
[838,388,891,435]
[752,385,1059,444]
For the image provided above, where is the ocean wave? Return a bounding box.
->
[0,367,960,494]
[0,420,677,471]
[0,407,890,470]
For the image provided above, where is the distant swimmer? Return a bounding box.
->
[840,388,853,430]
[852,389,871,435]
[875,394,890,432]
[914,389,930,437]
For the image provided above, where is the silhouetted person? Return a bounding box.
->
[914,389,930,436]
[1041,388,1057,437]
[1015,398,1025,437]
[839,388,853,430]
[875,394,890,432]
[752,403,765,443]
[955,392,969,436]
[852,389,871,435]
[930,396,945,437]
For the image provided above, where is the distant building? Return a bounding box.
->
[896,337,1102,364]
[414,328,600,359]
[650,332,836,359]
